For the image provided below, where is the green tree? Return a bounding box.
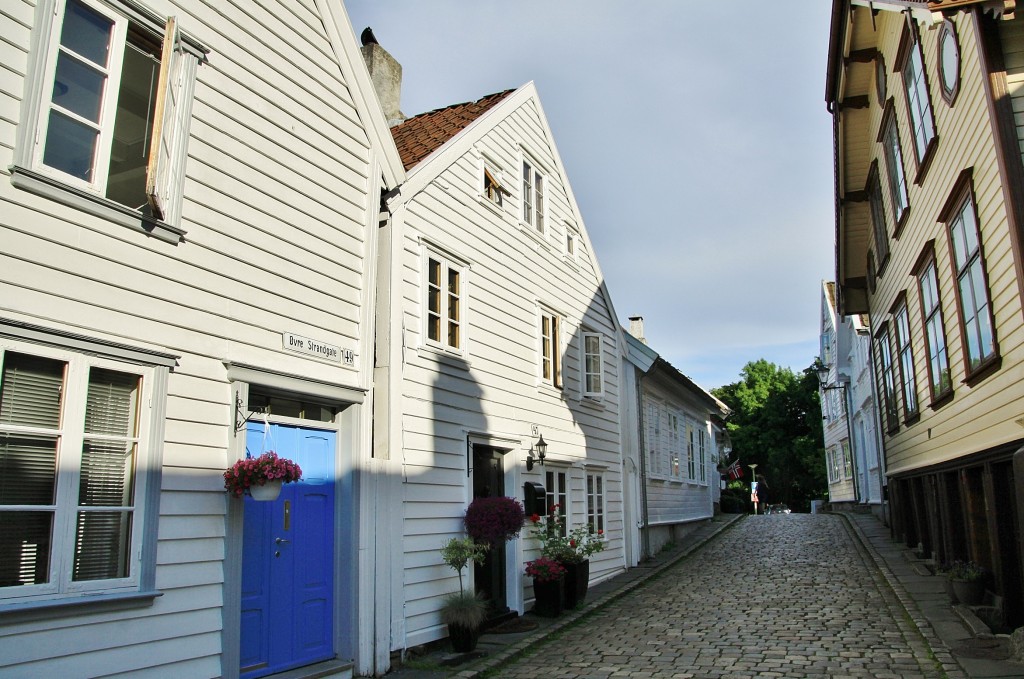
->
[713,360,827,512]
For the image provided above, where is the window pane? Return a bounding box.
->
[79,440,135,507]
[84,368,139,437]
[106,39,161,209]
[61,0,114,66]
[0,511,53,586]
[53,53,106,123]
[73,510,131,581]
[0,435,58,505]
[1,352,65,429]
[43,110,99,181]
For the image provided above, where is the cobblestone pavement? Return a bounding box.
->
[491,514,944,679]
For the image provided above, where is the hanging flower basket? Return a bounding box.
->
[463,496,525,544]
[224,451,302,500]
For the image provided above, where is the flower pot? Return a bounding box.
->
[562,559,590,609]
[249,480,283,501]
[448,622,480,653]
[950,579,985,606]
[532,577,564,618]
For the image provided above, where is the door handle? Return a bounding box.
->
[275,537,290,544]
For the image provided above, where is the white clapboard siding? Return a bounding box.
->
[0,0,384,675]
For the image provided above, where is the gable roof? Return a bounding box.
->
[390,90,515,171]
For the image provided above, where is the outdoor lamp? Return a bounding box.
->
[526,434,547,471]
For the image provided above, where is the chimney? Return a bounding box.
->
[359,28,406,127]
[628,316,646,344]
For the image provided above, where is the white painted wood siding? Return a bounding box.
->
[0,0,378,675]
[394,95,623,647]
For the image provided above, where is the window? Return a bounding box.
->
[896,22,937,174]
[698,428,707,483]
[940,171,998,378]
[667,411,680,477]
[581,331,603,397]
[867,162,890,274]
[565,228,577,263]
[841,440,853,479]
[13,0,202,241]
[686,422,696,480]
[646,401,662,476]
[875,53,887,104]
[423,251,465,354]
[481,158,509,208]
[521,156,545,233]
[827,447,840,483]
[892,295,919,420]
[874,322,900,434]
[879,102,910,232]
[913,242,952,402]
[0,342,159,602]
[938,20,961,105]
[544,470,567,537]
[539,308,561,388]
[586,473,604,534]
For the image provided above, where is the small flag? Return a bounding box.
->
[726,461,743,480]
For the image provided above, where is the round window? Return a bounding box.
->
[875,54,887,104]
[938,20,960,105]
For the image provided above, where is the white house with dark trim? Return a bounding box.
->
[0,1,403,677]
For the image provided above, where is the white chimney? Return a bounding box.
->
[628,316,646,344]
[359,29,406,126]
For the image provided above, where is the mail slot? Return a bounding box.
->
[523,481,547,516]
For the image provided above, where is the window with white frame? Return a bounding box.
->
[521,155,546,234]
[0,339,163,602]
[698,427,707,483]
[892,295,919,420]
[14,0,202,238]
[481,157,509,208]
[942,172,998,378]
[686,422,696,480]
[586,472,604,534]
[896,22,937,172]
[827,447,840,483]
[423,250,465,354]
[581,331,603,398]
[913,242,952,402]
[565,228,577,263]
[539,308,562,388]
[544,469,567,537]
[646,401,662,476]
[668,410,680,477]
[841,440,853,479]
[879,102,910,232]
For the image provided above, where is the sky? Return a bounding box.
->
[345,1,836,390]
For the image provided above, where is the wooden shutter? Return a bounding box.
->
[145,17,180,221]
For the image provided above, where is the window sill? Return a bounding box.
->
[963,355,1001,387]
[913,136,938,186]
[0,589,161,624]
[10,166,185,244]
[519,222,551,249]
[578,395,605,410]
[476,193,507,218]
[928,389,954,410]
[417,345,470,370]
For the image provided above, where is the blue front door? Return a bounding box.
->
[240,423,336,678]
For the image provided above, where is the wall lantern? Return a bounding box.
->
[525,434,547,471]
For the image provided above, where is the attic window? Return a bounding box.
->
[482,165,509,207]
[938,20,960,105]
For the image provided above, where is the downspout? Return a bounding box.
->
[839,377,860,503]
[636,369,651,561]
[867,331,890,528]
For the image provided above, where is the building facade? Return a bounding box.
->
[827,0,1024,627]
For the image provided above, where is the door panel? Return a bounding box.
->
[241,424,335,678]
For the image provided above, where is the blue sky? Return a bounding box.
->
[345,1,835,389]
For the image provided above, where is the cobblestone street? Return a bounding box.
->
[492,514,943,679]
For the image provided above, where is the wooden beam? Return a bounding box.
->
[842,190,869,204]
[839,95,870,110]
[846,47,878,63]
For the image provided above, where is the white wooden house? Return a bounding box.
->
[369,65,626,650]
[0,1,403,677]
[621,319,729,560]
[818,281,885,515]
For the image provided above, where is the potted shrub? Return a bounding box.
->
[464,496,525,545]
[947,560,986,605]
[525,556,567,618]
[439,537,489,652]
[223,451,302,501]
[528,506,604,609]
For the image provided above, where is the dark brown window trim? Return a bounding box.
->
[937,167,974,222]
[894,205,911,240]
[911,239,955,404]
[889,290,921,421]
[963,355,1001,387]
[903,412,921,427]
[877,98,911,236]
[938,19,961,106]
[910,238,937,276]
[875,53,887,104]
[913,135,939,186]
[928,390,954,411]
[866,251,877,295]
[873,321,901,436]
[895,16,939,179]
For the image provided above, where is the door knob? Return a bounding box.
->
[275,537,290,544]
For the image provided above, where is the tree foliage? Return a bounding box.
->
[712,359,827,512]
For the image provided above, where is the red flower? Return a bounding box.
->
[598,530,604,536]
[530,513,541,523]
[569,539,576,548]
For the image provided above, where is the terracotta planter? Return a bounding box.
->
[448,623,480,653]
[532,577,564,618]
[950,579,985,606]
[249,480,283,501]
[562,559,590,609]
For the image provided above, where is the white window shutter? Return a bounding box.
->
[146,17,181,221]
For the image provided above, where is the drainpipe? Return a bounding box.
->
[636,369,651,561]
[838,374,859,503]
[867,332,891,529]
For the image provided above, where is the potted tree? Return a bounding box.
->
[223,451,302,501]
[947,560,986,606]
[525,557,567,618]
[439,537,489,652]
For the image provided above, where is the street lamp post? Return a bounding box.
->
[749,463,759,515]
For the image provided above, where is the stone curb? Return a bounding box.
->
[452,514,746,678]
[836,512,968,679]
